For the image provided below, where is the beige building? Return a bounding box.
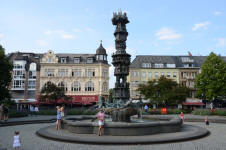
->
[39,43,110,105]
[128,56,179,100]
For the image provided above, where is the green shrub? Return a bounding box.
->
[38,109,98,115]
[9,111,28,118]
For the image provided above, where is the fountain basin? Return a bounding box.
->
[64,116,182,136]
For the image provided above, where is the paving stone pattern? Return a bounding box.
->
[1,122,226,150]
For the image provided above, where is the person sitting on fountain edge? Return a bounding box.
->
[97,108,105,136]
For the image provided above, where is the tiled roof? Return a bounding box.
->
[130,55,226,69]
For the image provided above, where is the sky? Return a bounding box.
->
[0,0,226,88]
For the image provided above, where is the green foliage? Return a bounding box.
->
[137,76,190,106]
[40,82,71,105]
[195,52,226,101]
[109,88,113,103]
[37,109,98,115]
[9,111,28,118]
[0,45,13,103]
[192,109,226,116]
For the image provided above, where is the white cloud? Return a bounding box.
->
[214,11,222,16]
[216,38,226,47]
[44,30,75,39]
[72,28,82,33]
[192,21,210,31]
[37,40,48,47]
[155,27,182,40]
[86,27,95,32]
[0,34,4,38]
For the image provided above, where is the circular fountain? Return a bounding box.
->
[36,10,209,144]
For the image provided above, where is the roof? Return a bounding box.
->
[96,42,107,55]
[130,55,226,69]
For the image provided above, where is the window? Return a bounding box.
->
[74,58,80,64]
[48,57,52,63]
[154,64,164,68]
[72,69,82,77]
[167,72,170,77]
[45,69,55,77]
[131,71,139,77]
[102,82,108,92]
[14,70,25,79]
[28,80,36,89]
[181,57,194,63]
[13,80,25,89]
[58,69,68,77]
[102,69,108,77]
[13,64,23,69]
[85,81,94,91]
[182,72,187,78]
[85,69,95,77]
[142,72,146,78]
[183,64,189,68]
[87,58,93,63]
[142,63,151,68]
[173,72,177,77]
[99,55,103,60]
[29,71,36,79]
[58,81,67,91]
[148,72,152,78]
[131,81,139,87]
[166,64,175,68]
[191,72,196,79]
[71,81,81,91]
[60,58,67,63]
[155,72,159,78]
[104,55,107,61]
[161,72,164,76]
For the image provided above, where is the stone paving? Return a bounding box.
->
[1,122,226,150]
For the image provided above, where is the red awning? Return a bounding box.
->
[182,102,205,106]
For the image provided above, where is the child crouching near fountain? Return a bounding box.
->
[97,109,105,136]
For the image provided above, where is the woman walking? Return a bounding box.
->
[56,106,62,130]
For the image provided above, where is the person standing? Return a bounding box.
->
[60,105,65,120]
[56,106,62,130]
[34,105,39,116]
[205,116,209,125]
[144,104,149,113]
[13,131,21,150]
[29,105,34,116]
[97,109,105,136]
[180,112,184,124]
[3,104,9,122]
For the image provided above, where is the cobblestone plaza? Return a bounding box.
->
[1,122,226,150]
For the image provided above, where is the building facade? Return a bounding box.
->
[128,56,180,99]
[39,43,110,105]
[8,52,41,108]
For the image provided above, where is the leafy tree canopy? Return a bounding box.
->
[137,76,190,107]
[40,81,71,105]
[0,45,13,104]
[195,52,226,101]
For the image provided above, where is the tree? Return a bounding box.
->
[137,76,190,107]
[40,81,69,105]
[195,52,226,101]
[0,45,13,104]
[108,88,113,103]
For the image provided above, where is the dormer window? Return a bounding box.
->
[48,57,52,63]
[96,41,107,62]
[74,58,80,64]
[60,58,67,63]
[87,58,93,63]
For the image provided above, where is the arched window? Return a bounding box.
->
[85,81,94,91]
[58,81,67,91]
[71,81,81,91]
[102,82,108,92]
